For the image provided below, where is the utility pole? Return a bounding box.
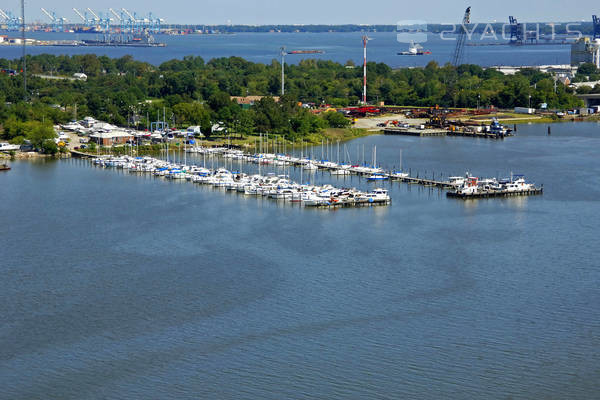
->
[362,35,370,104]
[280,46,286,96]
[21,0,26,101]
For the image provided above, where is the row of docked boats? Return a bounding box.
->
[176,146,544,196]
[447,173,542,198]
[185,146,409,181]
[91,155,391,207]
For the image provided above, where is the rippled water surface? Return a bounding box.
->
[0,31,571,67]
[1,122,599,399]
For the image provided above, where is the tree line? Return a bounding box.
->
[0,54,583,142]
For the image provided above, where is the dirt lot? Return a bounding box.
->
[353,114,428,131]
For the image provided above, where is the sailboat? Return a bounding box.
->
[366,145,388,180]
[391,149,409,179]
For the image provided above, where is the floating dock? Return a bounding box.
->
[384,127,510,139]
[384,128,446,137]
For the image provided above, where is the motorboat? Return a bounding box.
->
[366,173,389,181]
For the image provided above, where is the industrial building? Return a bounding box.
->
[571,37,600,68]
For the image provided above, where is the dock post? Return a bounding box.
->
[548,126,551,135]
[513,124,517,132]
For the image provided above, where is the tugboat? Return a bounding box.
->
[487,118,512,137]
[398,41,431,56]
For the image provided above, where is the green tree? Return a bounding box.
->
[321,111,350,128]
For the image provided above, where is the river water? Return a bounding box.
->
[1,122,599,399]
[0,31,570,67]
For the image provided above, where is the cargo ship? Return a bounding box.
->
[81,32,166,47]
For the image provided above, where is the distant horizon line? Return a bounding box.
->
[19,20,598,27]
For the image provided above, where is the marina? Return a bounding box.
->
[89,154,392,208]
[76,141,543,201]
[2,2,597,395]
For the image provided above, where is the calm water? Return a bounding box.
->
[0,31,570,67]
[1,122,600,399]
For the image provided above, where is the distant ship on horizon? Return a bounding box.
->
[398,41,431,56]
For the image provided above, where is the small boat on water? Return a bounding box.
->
[0,163,10,171]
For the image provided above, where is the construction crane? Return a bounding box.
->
[280,47,325,96]
[451,6,471,66]
[593,15,600,40]
[508,16,524,45]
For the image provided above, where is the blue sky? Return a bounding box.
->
[16,0,600,25]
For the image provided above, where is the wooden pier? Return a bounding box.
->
[390,175,456,189]
[447,188,543,199]
[70,150,98,158]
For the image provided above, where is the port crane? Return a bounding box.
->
[109,8,126,32]
[87,8,111,32]
[0,9,21,31]
[147,12,164,34]
[40,8,67,32]
[121,8,141,34]
[72,8,92,29]
[280,47,325,96]
[451,6,471,66]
